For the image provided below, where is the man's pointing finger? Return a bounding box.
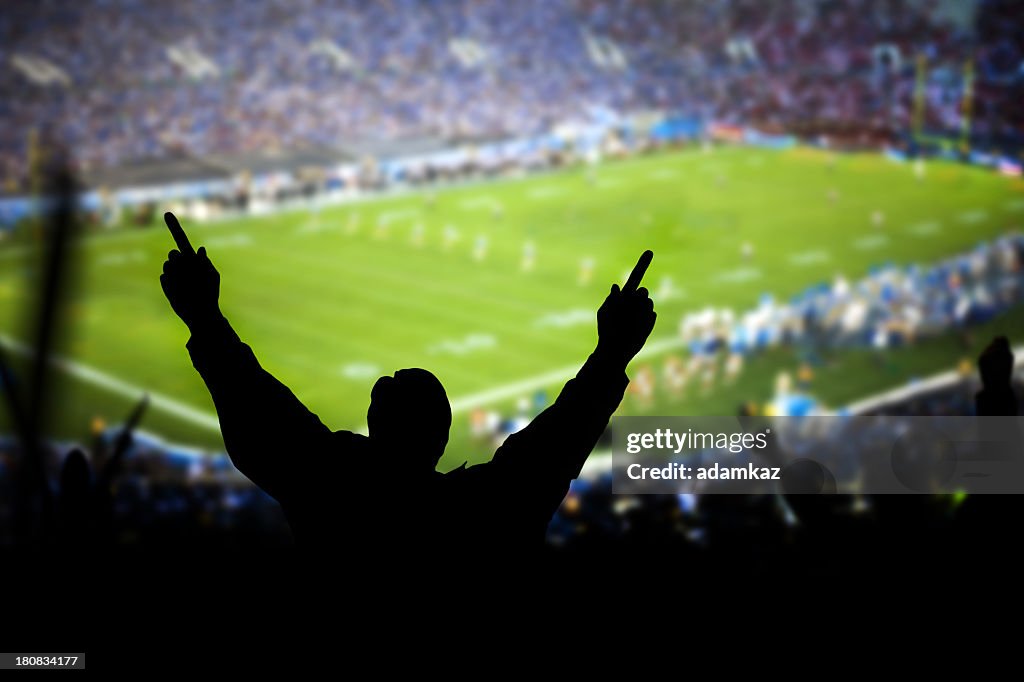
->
[164,211,196,257]
[623,250,653,293]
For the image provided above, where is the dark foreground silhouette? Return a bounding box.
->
[977,336,1018,416]
[160,212,656,553]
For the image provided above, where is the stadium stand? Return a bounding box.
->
[1,0,1022,194]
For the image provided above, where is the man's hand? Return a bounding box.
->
[979,336,1014,390]
[596,250,657,366]
[160,212,221,329]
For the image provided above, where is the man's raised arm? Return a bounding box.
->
[160,212,331,501]
[488,251,657,504]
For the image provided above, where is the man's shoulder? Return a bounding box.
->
[331,429,370,447]
[292,431,372,488]
[439,460,496,487]
[326,430,373,465]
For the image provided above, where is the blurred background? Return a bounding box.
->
[0,0,1022,553]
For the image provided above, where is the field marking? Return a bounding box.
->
[713,267,762,284]
[956,209,988,225]
[8,312,1018,441]
[648,168,680,181]
[427,333,498,356]
[458,196,502,211]
[256,264,582,353]
[852,235,889,250]
[226,304,479,381]
[532,308,593,329]
[908,220,941,236]
[788,249,831,266]
[656,281,687,302]
[0,333,222,433]
[526,187,565,200]
[240,240,566,321]
[378,208,420,224]
[97,250,147,267]
[447,334,685,413]
[203,234,253,249]
[845,344,1024,414]
[337,362,382,380]
[0,326,692,440]
[297,220,341,235]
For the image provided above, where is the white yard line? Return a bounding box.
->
[788,249,831,266]
[457,196,502,211]
[648,168,680,181]
[97,250,147,267]
[0,333,221,432]
[852,235,889,250]
[448,364,584,413]
[14,316,1013,455]
[377,208,421,224]
[203,234,253,249]
[526,187,565,200]
[956,209,989,225]
[845,345,1024,413]
[0,329,690,435]
[908,220,942,236]
[713,267,762,284]
[448,334,686,412]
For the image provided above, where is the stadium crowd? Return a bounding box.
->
[673,233,1024,395]
[0,431,290,548]
[2,0,1022,192]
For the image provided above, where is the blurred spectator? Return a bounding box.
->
[1,0,1020,191]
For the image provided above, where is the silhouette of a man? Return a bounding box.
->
[160,212,656,553]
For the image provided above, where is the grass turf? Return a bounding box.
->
[1,145,1022,470]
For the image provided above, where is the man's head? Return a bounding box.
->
[367,368,451,468]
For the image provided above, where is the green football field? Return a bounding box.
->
[1,145,1023,469]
